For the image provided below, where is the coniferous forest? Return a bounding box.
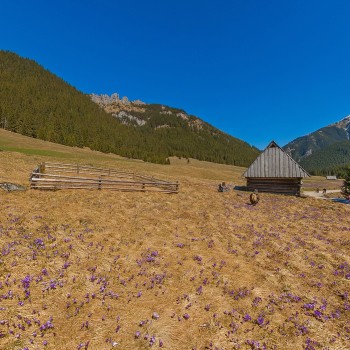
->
[283,118,350,177]
[0,51,259,166]
[299,141,350,177]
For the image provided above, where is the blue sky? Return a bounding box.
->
[2,0,350,149]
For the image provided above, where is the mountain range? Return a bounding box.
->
[284,116,350,175]
[91,92,350,176]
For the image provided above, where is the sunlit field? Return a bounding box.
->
[0,129,349,350]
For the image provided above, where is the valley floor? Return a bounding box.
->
[0,143,349,350]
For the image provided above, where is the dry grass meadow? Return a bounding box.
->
[0,129,349,350]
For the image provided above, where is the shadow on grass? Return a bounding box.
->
[234,185,248,191]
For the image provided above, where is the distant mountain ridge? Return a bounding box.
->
[0,50,259,166]
[284,115,350,161]
[284,116,350,175]
[90,93,212,131]
[88,92,260,165]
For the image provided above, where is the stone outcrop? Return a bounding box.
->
[90,93,207,132]
[90,93,145,106]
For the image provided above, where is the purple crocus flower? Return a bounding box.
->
[243,313,251,322]
[303,303,315,310]
[196,285,203,295]
[21,275,31,289]
[193,255,202,263]
[149,335,156,346]
[135,331,141,339]
[34,238,45,247]
[314,310,323,318]
[152,312,160,320]
[256,316,264,325]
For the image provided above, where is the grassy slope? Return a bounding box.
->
[0,129,349,350]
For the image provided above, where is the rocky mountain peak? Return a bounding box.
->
[89,93,207,131]
[90,93,145,107]
[331,114,350,127]
[333,115,350,139]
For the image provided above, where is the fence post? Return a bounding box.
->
[39,163,46,173]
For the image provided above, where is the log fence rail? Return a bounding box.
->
[30,162,179,193]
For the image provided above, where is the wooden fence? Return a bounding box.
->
[30,162,179,193]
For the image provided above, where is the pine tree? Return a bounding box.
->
[341,167,350,198]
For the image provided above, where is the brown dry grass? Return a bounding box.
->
[302,177,343,192]
[0,129,349,350]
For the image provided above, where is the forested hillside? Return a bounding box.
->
[299,141,350,177]
[0,50,259,165]
[284,116,350,177]
[284,120,350,162]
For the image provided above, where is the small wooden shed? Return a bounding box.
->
[243,141,310,195]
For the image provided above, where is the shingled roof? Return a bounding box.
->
[243,141,310,178]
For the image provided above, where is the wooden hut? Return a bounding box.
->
[243,141,310,195]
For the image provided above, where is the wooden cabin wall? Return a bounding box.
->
[247,177,302,195]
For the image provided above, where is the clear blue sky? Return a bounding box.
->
[2,0,350,149]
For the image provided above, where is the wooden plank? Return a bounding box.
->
[31,162,179,193]
[30,173,178,186]
[31,180,177,187]
[45,163,129,173]
[31,181,177,191]
[268,148,274,177]
[44,169,133,178]
[45,163,134,176]
[46,167,132,177]
[31,185,178,193]
[31,182,177,193]
[247,177,302,195]
[31,181,178,192]
[31,178,178,191]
